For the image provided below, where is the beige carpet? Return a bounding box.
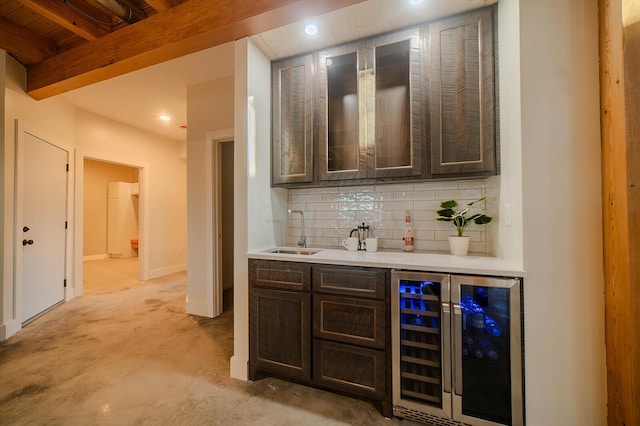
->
[0,257,416,425]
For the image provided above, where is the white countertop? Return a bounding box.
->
[247,247,526,278]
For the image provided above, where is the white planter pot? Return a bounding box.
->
[448,236,470,256]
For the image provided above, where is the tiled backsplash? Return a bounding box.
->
[287,180,489,253]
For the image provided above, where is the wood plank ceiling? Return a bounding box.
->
[0,0,366,99]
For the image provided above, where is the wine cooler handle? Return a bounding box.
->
[453,304,463,396]
[442,302,452,394]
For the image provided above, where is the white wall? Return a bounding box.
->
[230,38,287,381]
[2,54,77,339]
[513,0,607,423]
[1,56,188,339]
[186,75,234,317]
[75,109,187,279]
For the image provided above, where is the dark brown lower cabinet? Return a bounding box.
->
[249,287,311,381]
[313,339,386,399]
[249,259,390,417]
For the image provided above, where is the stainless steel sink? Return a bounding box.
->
[266,248,320,255]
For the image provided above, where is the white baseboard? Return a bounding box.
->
[149,263,187,279]
[230,355,248,381]
[83,254,109,261]
[0,319,21,341]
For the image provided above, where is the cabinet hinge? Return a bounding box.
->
[63,279,67,288]
[66,164,69,172]
[65,221,68,229]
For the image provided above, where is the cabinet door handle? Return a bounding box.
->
[442,302,452,394]
[453,303,463,396]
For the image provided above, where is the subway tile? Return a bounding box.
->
[435,189,484,201]
[393,190,436,201]
[380,239,403,250]
[414,200,444,211]
[415,240,450,252]
[374,183,415,192]
[412,210,437,221]
[286,179,489,254]
[305,186,339,194]
[374,201,414,211]
[323,193,357,203]
[306,202,339,212]
[341,185,374,193]
[288,188,309,196]
[291,193,324,203]
[413,181,459,191]
[457,180,487,190]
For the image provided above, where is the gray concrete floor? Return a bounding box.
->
[0,258,418,425]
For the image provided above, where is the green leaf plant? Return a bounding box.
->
[436,196,493,237]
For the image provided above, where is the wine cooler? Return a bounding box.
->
[391,271,523,426]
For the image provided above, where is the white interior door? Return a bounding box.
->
[20,132,68,323]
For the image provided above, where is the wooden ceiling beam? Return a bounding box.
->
[144,0,180,13]
[18,0,113,40]
[0,16,57,64]
[25,0,366,99]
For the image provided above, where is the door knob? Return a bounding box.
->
[22,239,34,246]
[23,226,30,232]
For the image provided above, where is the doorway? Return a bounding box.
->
[83,159,140,289]
[74,151,148,298]
[83,160,139,260]
[219,141,234,310]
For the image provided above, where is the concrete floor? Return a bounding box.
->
[0,258,418,425]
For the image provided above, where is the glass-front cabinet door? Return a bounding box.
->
[272,54,314,185]
[366,28,423,178]
[317,30,424,182]
[317,43,367,181]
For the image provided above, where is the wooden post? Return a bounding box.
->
[598,0,640,423]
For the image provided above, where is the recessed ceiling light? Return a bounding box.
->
[304,23,319,37]
[409,0,425,5]
[159,115,171,121]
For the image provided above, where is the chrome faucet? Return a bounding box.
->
[288,209,306,248]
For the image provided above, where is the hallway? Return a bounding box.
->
[0,259,411,425]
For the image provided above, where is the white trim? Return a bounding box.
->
[148,263,187,279]
[0,319,20,341]
[205,128,234,319]
[74,150,150,297]
[186,297,209,317]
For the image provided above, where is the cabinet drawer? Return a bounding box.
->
[250,287,311,382]
[314,294,386,349]
[313,265,386,299]
[249,259,311,291]
[313,339,385,400]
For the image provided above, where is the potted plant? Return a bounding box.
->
[436,196,493,256]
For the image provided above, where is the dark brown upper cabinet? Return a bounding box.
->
[270,6,498,187]
[429,7,496,176]
[316,29,423,182]
[272,54,314,185]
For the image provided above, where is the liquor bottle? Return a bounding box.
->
[402,210,414,252]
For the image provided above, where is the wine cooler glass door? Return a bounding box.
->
[391,271,451,420]
[451,275,523,426]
